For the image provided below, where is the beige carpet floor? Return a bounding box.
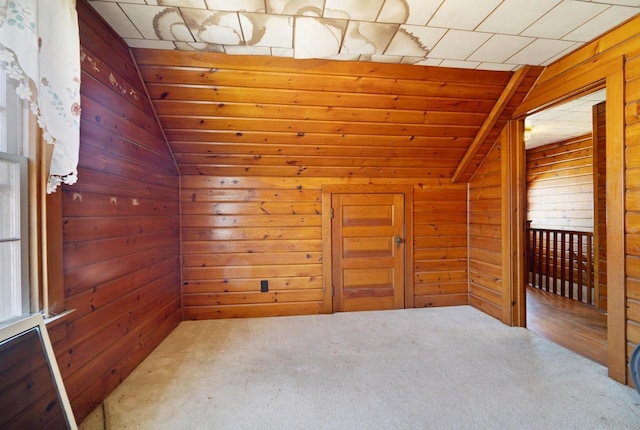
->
[98,306,640,429]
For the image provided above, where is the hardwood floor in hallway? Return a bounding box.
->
[526,286,608,366]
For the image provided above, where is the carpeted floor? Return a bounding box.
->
[94,306,640,429]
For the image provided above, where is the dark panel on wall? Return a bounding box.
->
[47,0,181,421]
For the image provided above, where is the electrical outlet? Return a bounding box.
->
[260,280,269,292]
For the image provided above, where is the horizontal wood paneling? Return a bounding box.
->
[627,42,640,377]
[181,176,468,319]
[469,136,503,321]
[413,185,468,308]
[51,1,180,422]
[526,135,594,232]
[518,13,640,384]
[133,49,539,182]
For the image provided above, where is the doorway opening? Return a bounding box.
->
[523,89,607,365]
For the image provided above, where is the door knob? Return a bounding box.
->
[395,234,403,248]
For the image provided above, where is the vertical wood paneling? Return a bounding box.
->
[48,1,181,422]
[469,137,504,321]
[594,102,608,309]
[526,135,594,232]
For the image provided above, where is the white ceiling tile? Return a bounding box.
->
[266,0,324,16]
[120,4,193,41]
[507,38,577,65]
[147,0,206,7]
[521,0,609,39]
[554,110,593,123]
[181,9,243,44]
[583,88,607,101]
[428,29,492,60]
[384,25,446,56]
[341,22,398,55]
[562,6,639,41]
[224,45,272,55]
[377,0,444,25]
[323,53,362,61]
[439,59,482,69]
[324,0,385,21]
[468,34,534,63]
[239,13,293,48]
[428,0,503,30]
[123,38,177,49]
[540,41,583,64]
[294,17,347,58]
[272,47,294,57]
[592,0,640,5]
[88,2,142,38]
[365,54,404,63]
[173,41,225,51]
[205,0,266,12]
[476,0,561,34]
[477,62,519,71]
[407,57,443,66]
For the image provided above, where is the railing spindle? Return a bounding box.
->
[586,235,592,304]
[526,228,595,307]
[568,233,574,299]
[577,233,583,302]
[545,230,551,293]
[552,231,558,295]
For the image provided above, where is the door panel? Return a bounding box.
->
[332,193,405,312]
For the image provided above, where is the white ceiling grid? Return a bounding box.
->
[88,0,640,70]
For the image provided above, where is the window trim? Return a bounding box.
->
[0,151,30,319]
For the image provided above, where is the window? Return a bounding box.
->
[0,67,29,323]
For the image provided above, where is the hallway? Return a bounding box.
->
[526,286,607,366]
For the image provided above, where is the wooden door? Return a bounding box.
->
[331,193,405,312]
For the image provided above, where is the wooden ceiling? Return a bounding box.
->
[133,49,542,182]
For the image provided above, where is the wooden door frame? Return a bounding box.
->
[321,184,414,314]
[512,57,626,382]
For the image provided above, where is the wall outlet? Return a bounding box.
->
[260,280,269,292]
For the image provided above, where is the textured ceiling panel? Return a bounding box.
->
[89,0,640,70]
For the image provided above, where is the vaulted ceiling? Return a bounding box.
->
[129,49,541,182]
[84,1,638,182]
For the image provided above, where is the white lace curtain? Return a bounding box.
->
[0,0,80,193]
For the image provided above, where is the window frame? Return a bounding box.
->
[0,76,30,322]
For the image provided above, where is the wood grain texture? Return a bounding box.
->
[526,135,594,232]
[50,1,180,422]
[182,176,460,318]
[517,15,640,384]
[593,102,608,310]
[133,49,540,182]
[469,136,504,321]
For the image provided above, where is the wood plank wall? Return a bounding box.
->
[627,42,640,377]
[468,136,504,321]
[511,13,640,383]
[47,1,181,421]
[526,135,594,232]
[181,176,468,319]
[594,102,608,309]
[132,51,489,319]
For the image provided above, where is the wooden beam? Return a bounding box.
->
[452,66,531,183]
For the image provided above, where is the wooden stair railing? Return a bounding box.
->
[527,228,595,306]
